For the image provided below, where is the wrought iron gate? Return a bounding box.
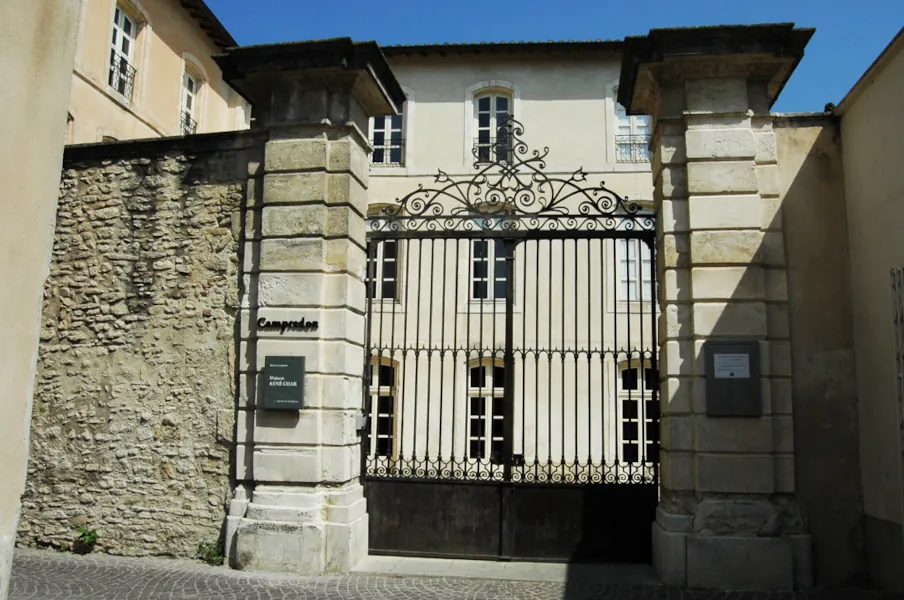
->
[362,119,659,563]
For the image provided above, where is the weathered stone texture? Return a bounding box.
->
[17,151,248,559]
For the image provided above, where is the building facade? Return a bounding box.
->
[67,0,250,144]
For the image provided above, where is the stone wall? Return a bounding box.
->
[17,132,264,558]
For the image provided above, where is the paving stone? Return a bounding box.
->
[9,549,902,600]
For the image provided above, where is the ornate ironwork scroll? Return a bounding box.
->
[368,117,654,233]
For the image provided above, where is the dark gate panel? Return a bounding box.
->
[362,118,659,563]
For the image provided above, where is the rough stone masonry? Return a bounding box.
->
[16,135,261,558]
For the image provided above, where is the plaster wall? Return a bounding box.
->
[839,33,904,590]
[69,0,249,144]
[0,0,80,597]
[775,117,865,585]
[369,53,654,204]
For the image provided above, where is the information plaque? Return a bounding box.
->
[262,356,305,410]
[703,341,761,417]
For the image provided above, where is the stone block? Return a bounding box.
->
[263,173,327,204]
[696,453,774,494]
[693,302,767,337]
[684,114,752,130]
[757,164,781,197]
[767,303,790,340]
[324,513,369,573]
[656,506,693,533]
[252,338,363,376]
[762,232,786,266]
[791,534,814,589]
[663,340,694,377]
[244,208,262,240]
[687,161,757,195]
[686,535,793,590]
[262,205,326,237]
[755,131,778,164]
[685,129,756,160]
[660,450,694,491]
[325,239,367,280]
[659,303,692,343]
[244,308,364,345]
[662,377,692,415]
[694,416,774,453]
[660,199,689,233]
[691,266,765,301]
[773,416,794,453]
[254,409,358,446]
[257,273,364,309]
[234,519,325,575]
[652,522,687,586]
[658,134,687,166]
[260,238,324,272]
[253,447,320,483]
[663,268,691,302]
[762,195,782,230]
[660,415,693,451]
[234,443,253,480]
[327,174,368,214]
[321,445,358,483]
[690,230,763,265]
[660,234,689,269]
[765,268,788,302]
[688,194,764,230]
[685,78,749,114]
[326,206,366,244]
[769,342,792,377]
[771,377,793,415]
[265,139,327,173]
[660,165,688,200]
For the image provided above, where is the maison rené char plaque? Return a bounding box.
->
[262,356,305,410]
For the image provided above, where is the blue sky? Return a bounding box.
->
[207,0,902,112]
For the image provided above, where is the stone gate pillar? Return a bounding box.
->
[213,39,404,575]
[619,25,815,590]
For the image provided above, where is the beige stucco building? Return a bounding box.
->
[67,0,250,144]
[0,1,80,599]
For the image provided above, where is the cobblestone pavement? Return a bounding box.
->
[9,548,904,600]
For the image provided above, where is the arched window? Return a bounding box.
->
[474,92,512,163]
[366,204,402,302]
[617,360,658,463]
[367,357,399,457]
[614,92,652,163]
[108,4,141,101]
[467,359,506,463]
[180,57,207,135]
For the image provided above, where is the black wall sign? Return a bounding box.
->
[262,356,305,410]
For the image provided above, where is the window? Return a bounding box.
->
[474,94,511,163]
[618,239,653,302]
[109,6,137,100]
[618,363,658,463]
[371,108,404,166]
[181,70,199,135]
[366,239,398,301]
[472,240,512,301]
[468,362,505,463]
[615,101,651,163]
[367,360,397,457]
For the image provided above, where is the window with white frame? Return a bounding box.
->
[468,362,505,463]
[472,239,512,301]
[618,239,653,302]
[366,239,399,301]
[371,108,404,166]
[474,94,512,163]
[109,6,138,100]
[615,101,651,163]
[367,360,397,457]
[181,70,200,135]
[618,363,658,463]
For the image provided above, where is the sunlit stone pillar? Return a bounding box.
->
[619,24,815,590]
[214,39,404,575]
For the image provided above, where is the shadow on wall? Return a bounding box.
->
[557,115,867,594]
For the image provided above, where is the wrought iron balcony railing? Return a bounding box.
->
[473,137,513,164]
[371,140,404,166]
[108,56,137,101]
[181,110,198,136]
[615,134,652,163]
